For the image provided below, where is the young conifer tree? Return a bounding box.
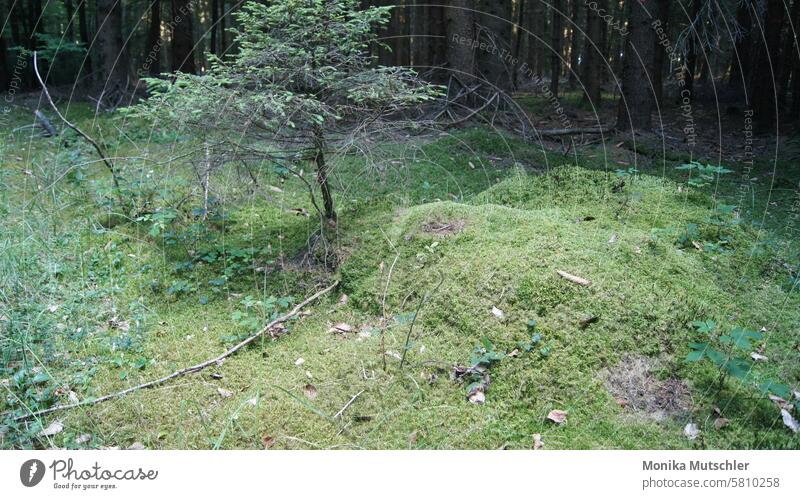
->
[133,0,442,223]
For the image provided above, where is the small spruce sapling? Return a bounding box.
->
[131,0,442,226]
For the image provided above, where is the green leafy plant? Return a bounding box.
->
[675,161,733,189]
[686,320,764,393]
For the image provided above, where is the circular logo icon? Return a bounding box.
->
[20,459,45,487]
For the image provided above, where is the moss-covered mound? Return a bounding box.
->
[335,165,799,449]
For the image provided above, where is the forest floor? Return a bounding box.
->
[1,91,799,449]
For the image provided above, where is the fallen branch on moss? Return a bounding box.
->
[556,270,591,286]
[12,281,339,421]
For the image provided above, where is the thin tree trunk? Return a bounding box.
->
[778,0,800,105]
[582,1,602,106]
[567,0,581,88]
[683,0,702,100]
[210,0,218,56]
[652,0,669,105]
[146,0,162,76]
[78,0,93,80]
[616,0,657,131]
[446,0,476,82]
[549,0,562,97]
[313,126,336,221]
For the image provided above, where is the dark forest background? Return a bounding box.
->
[1,0,798,130]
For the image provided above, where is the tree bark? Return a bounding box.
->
[170,0,196,73]
[63,0,75,41]
[778,0,800,106]
[210,0,218,56]
[652,0,670,105]
[616,0,657,131]
[683,0,702,100]
[567,0,581,88]
[476,0,512,90]
[582,1,602,106]
[96,0,129,92]
[146,0,162,76]
[312,126,336,221]
[78,0,92,79]
[549,0,563,97]
[446,0,476,82]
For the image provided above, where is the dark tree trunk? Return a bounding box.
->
[778,0,800,105]
[210,0,218,56]
[170,0,196,73]
[410,1,427,68]
[78,0,93,79]
[549,0,562,97]
[524,0,545,77]
[313,126,336,222]
[393,0,410,66]
[751,0,785,126]
[146,0,162,76]
[567,0,581,88]
[683,0,702,100]
[652,0,669,105]
[582,1,602,106]
[219,0,227,54]
[727,2,752,92]
[63,0,75,41]
[476,0,512,90]
[0,28,8,91]
[446,0,476,82]
[376,0,395,66]
[96,0,129,91]
[616,0,657,131]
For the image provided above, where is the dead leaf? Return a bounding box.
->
[294,357,305,366]
[48,304,59,313]
[408,430,419,446]
[287,207,310,217]
[781,409,799,433]
[547,409,568,424]
[533,433,544,450]
[769,394,792,409]
[491,306,505,318]
[217,387,233,398]
[39,420,64,437]
[714,418,730,429]
[246,397,258,407]
[507,349,520,358]
[468,389,486,404]
[691,240,703,251]
[68,391,79,404]
[303,384,318,399]
[750,352,768,362]
[328,323,354,334]
[614,397,629,408]
[683,422,701,440]
[608,233,618,244]
[127,442,145,450]
[75,434,91,445]
[262,435,276,449]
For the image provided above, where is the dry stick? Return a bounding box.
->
[537,126,613,136]
[333,389,365,419]
[32,52,123,198]
[13,281,339,421]
[556,270,592,286]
